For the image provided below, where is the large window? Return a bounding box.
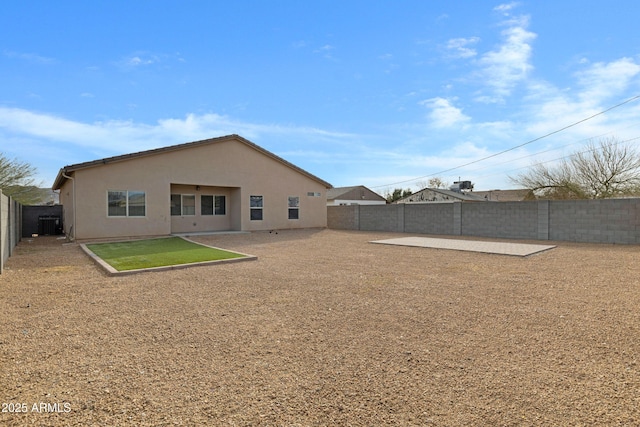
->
[288,196,299,220]
[201,195,214,215]
[108,191,127,217]
[201,195,226,216]
[215,195,226,215]
[170,194,195,216]
[170,194,181,216]
[250,195,263,221]
[108,190,146,217]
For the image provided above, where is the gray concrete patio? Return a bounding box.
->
[370,236,556,256]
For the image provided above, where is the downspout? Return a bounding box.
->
[62,172,76,241]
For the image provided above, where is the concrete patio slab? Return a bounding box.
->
[371,236,556,257]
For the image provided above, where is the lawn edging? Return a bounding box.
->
[80,236,257,276]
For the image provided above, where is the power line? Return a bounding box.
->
[464,121,640,175]
[473,135,640,181]
[371,94,640,189]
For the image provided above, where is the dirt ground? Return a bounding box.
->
[1,229,639,426]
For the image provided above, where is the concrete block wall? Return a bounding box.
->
[327,204,360,230]
[404,203,454,234]
[462,201,538,239]
[537,201,550,240]
[359,204,403,232]
[549,199,640,244]
[327,198,640,244]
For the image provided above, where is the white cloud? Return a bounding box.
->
[0,107,358,160]
[494,2,521,14]
[475,14,536,103]
[116,52,166,71]
[3,50,56,64]
[445,37,480,59]
[0,107,368,186]
[313,44,337,60]
[420,97,470,128]
[518,57,640,141]
[398,141,490,168]
[575,57,640,104]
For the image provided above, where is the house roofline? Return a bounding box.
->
[53,134,333,190]
[327,185,386,201]
[395,187,486,203]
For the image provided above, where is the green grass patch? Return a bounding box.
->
[86,237,246,271]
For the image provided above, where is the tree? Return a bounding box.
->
[385,188,413,203]
[415,177,448,190]
[428,177,449,189]
[0,153,44,204]
[510,138,640,199]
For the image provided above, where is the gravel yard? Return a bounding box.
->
[1,228,639,426]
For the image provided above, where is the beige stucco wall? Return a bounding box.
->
[169,184,235,234]
[59,138,329,240]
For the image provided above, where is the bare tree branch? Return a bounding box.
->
[0,153,43,204]
[509,137,640,199]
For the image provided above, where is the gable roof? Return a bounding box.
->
[430,188,486,201]
[327,185,386,202]
[396,187,487,203]
[472,189,532,201]
[53,134,332,190]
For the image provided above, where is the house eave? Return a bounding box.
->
[51,134,333,190]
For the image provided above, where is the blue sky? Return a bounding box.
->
[2,1,640,193]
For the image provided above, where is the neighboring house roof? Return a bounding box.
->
[52,134,332,190]
[327,185,386,202]
[473,189,532,201]
[396,187,487,203]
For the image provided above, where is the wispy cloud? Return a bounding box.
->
[475,13,535,103]
[575,58,640,104]
[420,97,470,128]
[494,2,521,14]
[517,55,640,140]
[0,106,374,188]
[3,50,56,64]
[0,107,359,162]
[115,52,167,71]
[445,37,480,59]
[313,44,337,60]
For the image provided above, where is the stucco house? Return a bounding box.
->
[52,134,332,240]
[395,187,487,204]
[326,185,387,206]
[472,189,532,201]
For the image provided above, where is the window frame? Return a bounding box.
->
[182,194,196,216]
[127,191,146,217]
[170,194,182,216]
[201,195,214,216]
[201,195,227,216]
[170,193,196,216]
[107,190,146,218]
[288,196,299,220]
[250,195,263,221]
[215,195,226,216]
